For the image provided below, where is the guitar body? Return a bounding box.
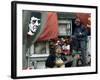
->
[55,58,65,68]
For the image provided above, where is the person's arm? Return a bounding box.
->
[81,26,88,37]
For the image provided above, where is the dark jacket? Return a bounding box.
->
[74,25,87,41]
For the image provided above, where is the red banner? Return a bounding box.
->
[38,12,59,41]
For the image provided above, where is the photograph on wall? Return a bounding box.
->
[11,1,97,79]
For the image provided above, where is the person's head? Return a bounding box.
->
[74,18,81,26]
[55,46,62,54]
[30,16,40,27]
[27,16,40,36]
[63,42,67,45]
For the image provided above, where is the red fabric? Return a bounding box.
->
[63,50,70,55]
[38,12,59,41]
[75,13,91,27]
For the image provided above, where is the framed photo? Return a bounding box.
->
[11,1,98,79]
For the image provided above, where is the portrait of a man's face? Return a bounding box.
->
[27,16,40,36]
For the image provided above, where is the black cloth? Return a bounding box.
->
[45,54,56,68]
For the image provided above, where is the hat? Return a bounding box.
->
[31,12,41,19]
